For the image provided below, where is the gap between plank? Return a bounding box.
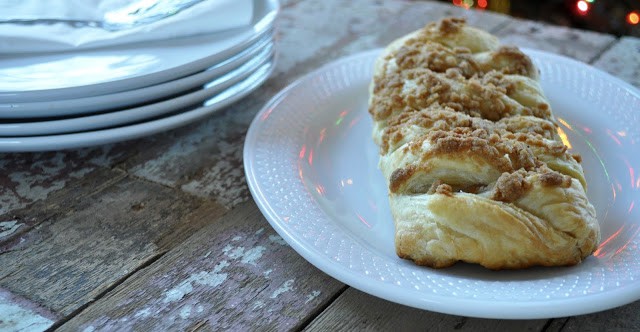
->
[548,317,570,332]
[587,37,620,64]
[541,318,555,331]
[296,284,349,332]
[44,250,168,331]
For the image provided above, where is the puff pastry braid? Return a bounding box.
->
[369,18,600,269]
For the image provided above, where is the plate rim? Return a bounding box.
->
[243,47,640,319]
[0,33,274,119]
[0,0,279,103]
[0,45,274,137]
[0,57,275,152]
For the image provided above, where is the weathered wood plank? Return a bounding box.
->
[275,0,509,78]
[493,18,616,63]
[0,145,131,216]
[59,201,345,331]
[0,288,57,332]
[544,301,640,331]
[592,36,640,88]
[304,288,549,331]
[0,168,127,246]
[0,171,225,317]
[123,101,265,210]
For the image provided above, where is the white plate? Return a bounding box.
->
[244,49,640,319]
[0,0,278,103]
[0,45,273,137]
[0,57,274,152]
[0,33,274,119]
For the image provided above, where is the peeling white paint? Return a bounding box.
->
[0,148,122,215]
[0,220,22,238]
[305,290,321,304]
[9,153,69,204]
[82,326,96,332]
[10,171,66,204]
[240,246,265,265]
[252,300,265,310]
[255,228,264,235]
[226,247,244,260]
[0,291,54,332]
[69,167,93,179]
[203,251,212,258]
[223,245,266,265]
[0,195,23,216]
[196,305,204,313]
[270,279,295,299]
[268,234,287,246]
[84,145,123,167]
[263,269,273,277]
[232,236,242,241]
[179,305,192,319]
[163,261,230,303]
[134,308,151,318]
[131,134,203,187]
[181,153,247,208]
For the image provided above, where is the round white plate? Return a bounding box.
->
[0,45,273,137]
[0,58,274,152]
[0,33,274,119]
[0,0,278,103]
[244,49,640,319]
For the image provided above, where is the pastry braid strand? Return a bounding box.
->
[370,18,600,269]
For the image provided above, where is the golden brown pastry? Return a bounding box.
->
[369,18,600,270]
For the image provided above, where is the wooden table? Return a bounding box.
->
[1,1,639,330]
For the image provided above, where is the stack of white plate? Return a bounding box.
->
[0,0,278,153]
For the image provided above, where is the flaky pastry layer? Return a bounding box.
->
[370,18,600,269]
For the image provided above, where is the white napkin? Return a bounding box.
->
[0,0,254,54]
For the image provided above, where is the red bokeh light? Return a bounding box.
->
[628,11,640,25]
[576,0,589,15]
[478,0,487,9]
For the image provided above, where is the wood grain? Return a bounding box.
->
[59,201,345,331]
[493,18,616,62]
[304,288,549,331]
[122,97,269,210]
[0,288,57,331]
[0,145,131,216]
[275,0,509,78]
[544,300,640,331]
[0,171,224,317]
[0,168,126,247]
[593,36,640,88]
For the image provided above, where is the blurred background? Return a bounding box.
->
[434,0,640,37]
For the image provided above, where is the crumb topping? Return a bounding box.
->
[435,183,454,196]
[426,179,454,196]
[572,153,583,163]
[437,17,466,35]
[491,170,531,202]
[539,169,573,188]
[488,46,539,78]
[373,17,585,202]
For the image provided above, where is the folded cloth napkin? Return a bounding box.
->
[0,0,253,54]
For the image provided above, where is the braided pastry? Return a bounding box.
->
[370,18,600,269]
